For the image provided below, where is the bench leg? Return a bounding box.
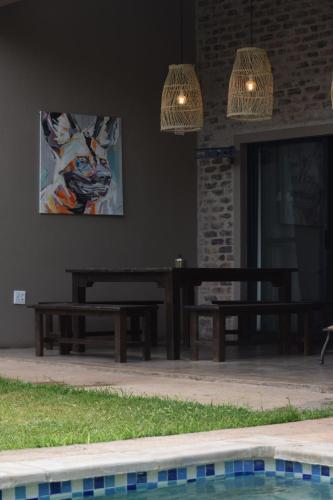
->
[114,312,127,363]
[190,311,199,360]
[35,311,44,356]
[213,312,225,362]
[59,315,72,355]
[142,310,152,361]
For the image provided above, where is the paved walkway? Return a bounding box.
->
[0,348,332,409]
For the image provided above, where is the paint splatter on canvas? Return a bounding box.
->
[39,112,123,215]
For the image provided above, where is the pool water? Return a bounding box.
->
[95,475,333,499]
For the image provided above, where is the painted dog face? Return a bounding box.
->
[41,113,117,213]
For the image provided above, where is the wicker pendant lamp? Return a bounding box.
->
[227,0,273,121]
[160,0,203,134]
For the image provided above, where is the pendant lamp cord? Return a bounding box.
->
[180,0,184,63]
[250,0,253,46]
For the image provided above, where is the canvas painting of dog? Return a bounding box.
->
[39,111,123,215]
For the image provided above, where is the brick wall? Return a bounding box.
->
[196,0,333,310]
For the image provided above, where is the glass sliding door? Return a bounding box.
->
[247,137,330,332]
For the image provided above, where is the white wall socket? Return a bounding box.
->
[13,290,26,305]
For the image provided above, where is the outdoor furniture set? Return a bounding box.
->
[29,266,324,363]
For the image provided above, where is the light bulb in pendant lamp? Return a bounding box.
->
[227,47,273,121]
[176,92,187,105]
[160,64,203,134]
[245,76,257,92]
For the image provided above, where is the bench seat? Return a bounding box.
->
[185,302,322,362]
[29,303,157,363]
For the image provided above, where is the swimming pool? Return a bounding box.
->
[3,457,333,500]
[90,475,333,499]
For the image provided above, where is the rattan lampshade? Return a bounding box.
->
[227,47,273,121]
[160,64,203,134]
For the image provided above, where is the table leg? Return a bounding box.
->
[72,279,86,353]
[114,312,127,363]
[190,311,199,361]
[182,285,195,347]
[35,311,44,357]
[164,276,181,360]
[213,311,225,362]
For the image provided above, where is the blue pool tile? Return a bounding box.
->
[312,475,321,483]
[254,460,265,472]
[137,472,147,484]
[38,484,50,497]
[83,479,93,492]
[83,491,93,497]
[15,487,26,500]
[285,461,293,473]
[303,474,312,481]
[105,488,115,496]
[127,485,136,491]
[321,465,330,477]
[196,466,205,478]
[206,464,215,477]
[225,462,234,475]
[234,461,243,474]
[158,471,167,482]
[167,469,177,481]
[61,481,72,493]
[187,478,196,483]
[115,487,126,494]
[94,477,104,489]
[50,483,61,495]
[73,494,82,498]
[294,462,302,473]
[244,460,254,473]
[312,465,321,476]
[147,483,157,490]
[127,473,137,486]
[105,476,115,488]
[177,468,187,480]
[276,459,285,472]
[266,471,276,477]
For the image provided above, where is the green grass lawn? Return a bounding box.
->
[0,377,332,450]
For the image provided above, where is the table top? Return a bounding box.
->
[66,267,297,274]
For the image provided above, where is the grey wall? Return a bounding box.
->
[0,0,197,346]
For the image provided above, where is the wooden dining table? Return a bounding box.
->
[66,267,296,360]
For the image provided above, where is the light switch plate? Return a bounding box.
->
[13,290,26,305]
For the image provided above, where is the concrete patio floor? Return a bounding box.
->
[0,347,332,410]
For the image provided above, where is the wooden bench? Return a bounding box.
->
[30,303,158,363]
[185,302,322,362]
[40,300,162,349]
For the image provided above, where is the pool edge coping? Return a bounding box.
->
[1,434,333,490]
